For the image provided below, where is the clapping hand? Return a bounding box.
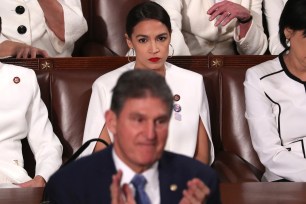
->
[111,170,136,204]
[179,178,211,204]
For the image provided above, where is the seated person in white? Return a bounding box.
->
[244,0,306,182]
[0,17,63,187]
[152,0,268,55]
[82,2,214,164]
[263,0,287,55]
[0,0,87,58]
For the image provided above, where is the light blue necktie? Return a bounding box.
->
[131,174,151,204]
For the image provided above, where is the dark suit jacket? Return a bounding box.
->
[45,146,221,204]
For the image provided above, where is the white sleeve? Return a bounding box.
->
[26,70,63,182]
[244,68,306,181]
[152,0,191,55]
[45,0,88,53]
[199,78,214,164]
[263,0,286,55]
[234,0,268,55]
[82,81,107,156]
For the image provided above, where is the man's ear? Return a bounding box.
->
[105,110,117,135]
[125,33,133,49]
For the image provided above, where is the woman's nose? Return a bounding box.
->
[149,41,159,53]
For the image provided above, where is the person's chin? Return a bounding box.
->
[137,157,158,168]
[148,63,164,71]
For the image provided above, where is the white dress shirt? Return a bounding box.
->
[112,150,160,204]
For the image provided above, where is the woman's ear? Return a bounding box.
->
[125,33,133,49]
[284,27,294,40]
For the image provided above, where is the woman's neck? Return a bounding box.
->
[154,67,166,77]
[283,52,306,81]
[134,63,166,77]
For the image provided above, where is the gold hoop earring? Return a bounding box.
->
[127,48,135,62]
[168,44,174,58]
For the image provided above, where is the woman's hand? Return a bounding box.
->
[15,44,49,58]
[207,1,252,27]
[17,175,46,188]
[0,40,49,58]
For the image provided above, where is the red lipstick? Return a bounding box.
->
[149,57,160,62]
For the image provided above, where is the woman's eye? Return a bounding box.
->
[157,36,167,41]
[138,38,147,43]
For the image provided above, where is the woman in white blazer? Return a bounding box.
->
[152,0,268,55]
[263,0,287,55]
[82,2,214,164]
[0,63,63,187]
[0,0,87,58]
[0,17,63,187]
[244,0,306,182]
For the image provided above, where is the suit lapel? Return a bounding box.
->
[158,152,185,204]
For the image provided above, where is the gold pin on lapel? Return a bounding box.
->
[170,184,177,191]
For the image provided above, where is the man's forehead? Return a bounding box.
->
[125,96,165,104]
[122,97,169,113]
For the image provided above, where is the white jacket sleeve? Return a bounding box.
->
[263,0,286,55]
[82,81,108,156]
[234,0,268,55]
[152,0,191,55]
[26,70,63,182]
[199,78,214,164]
[244,68,306,182]
[45,0,88,53]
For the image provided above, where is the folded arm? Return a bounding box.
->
[38,0,65,42]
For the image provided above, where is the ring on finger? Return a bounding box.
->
[226,11,231,17]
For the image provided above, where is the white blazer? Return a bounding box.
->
[82,62,215,164]
[0,0,87,57]
[245,56,306,182]
[0,63,63,183]
[263,0,287,55]
[152,0,268,55]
